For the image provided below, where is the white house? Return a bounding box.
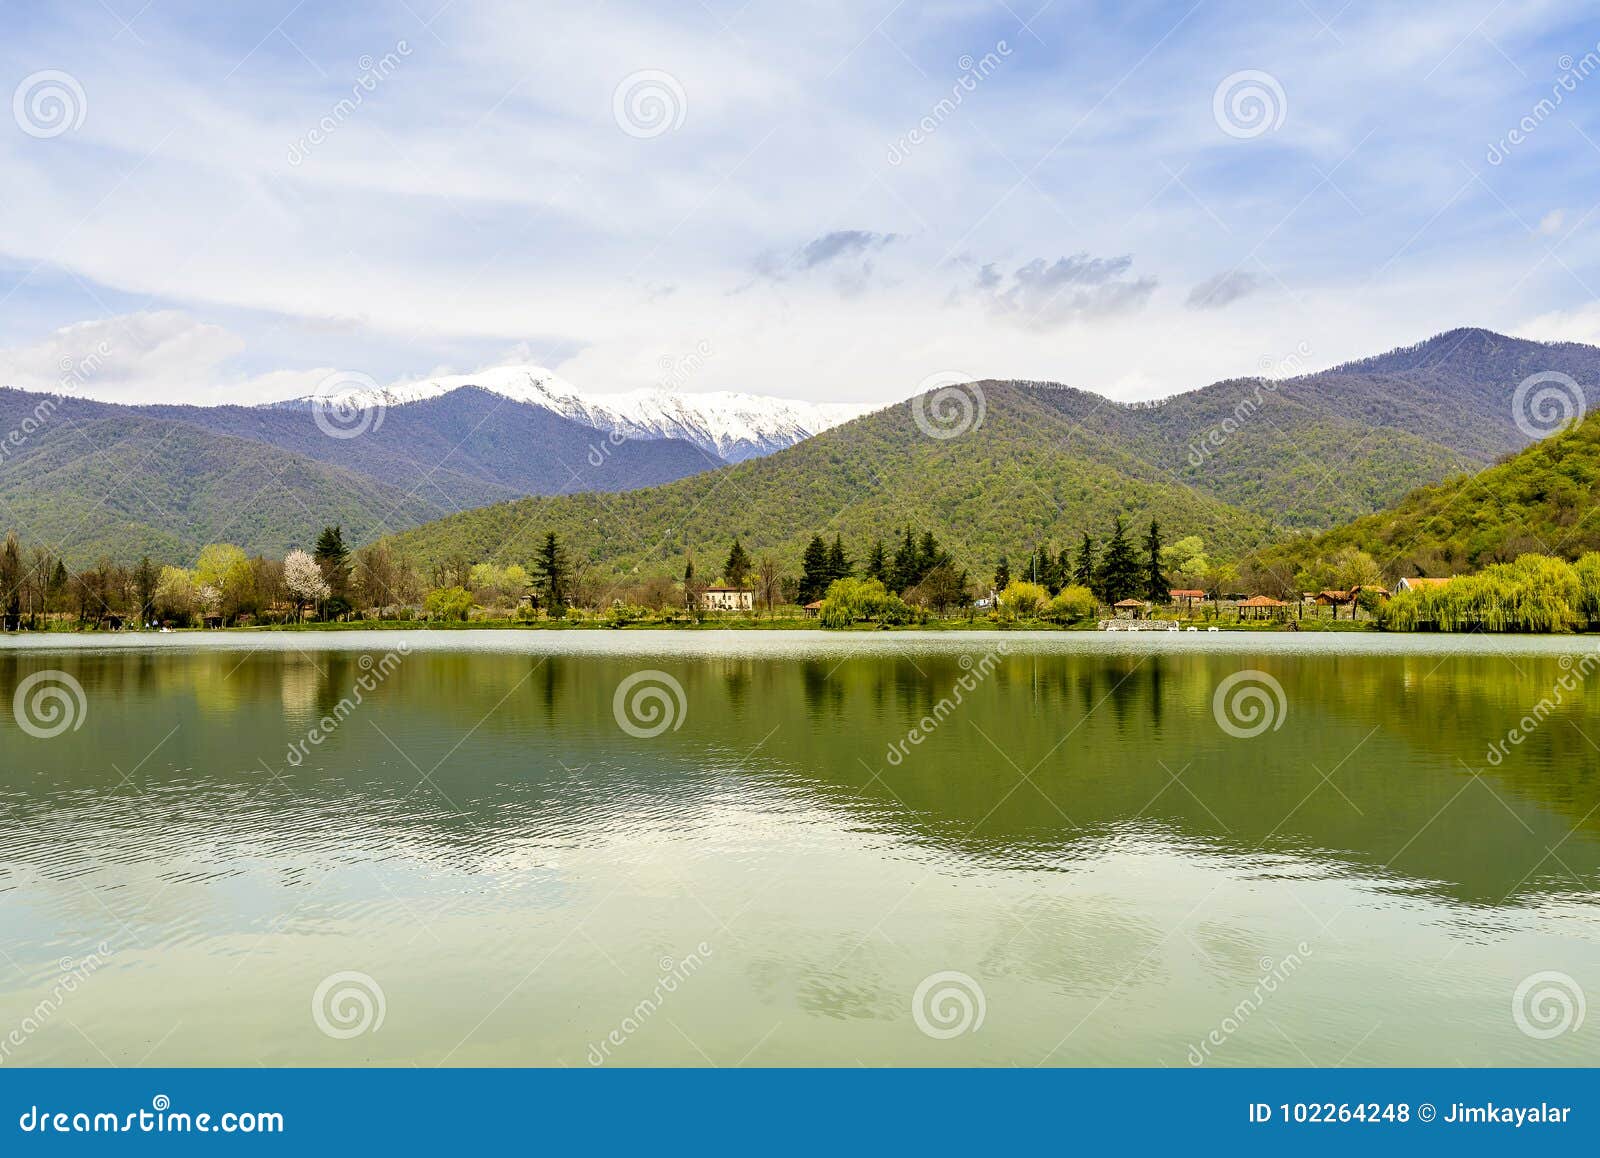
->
[700,586,754,612]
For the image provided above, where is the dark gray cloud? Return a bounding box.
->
[748,230,902,296]
[974,252,1155,329]
[1186,270,1259,311]
[797,229,898,269]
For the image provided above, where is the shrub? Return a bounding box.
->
[424,586,474,622]
[998,580,1049,619]
[1044,584,1097,623]
[818,577,915,629]
[1380,554,1582,632]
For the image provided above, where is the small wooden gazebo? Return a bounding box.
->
[1237,595,1290,621]
[1113,598,1148,619]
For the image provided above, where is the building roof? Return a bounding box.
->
[1317,589,1353,602]
[803,600,825,609]
[1113,598,1148,608]
[1238,595,1290,607]
[702,586,752,593]
[1169,588,1207,598]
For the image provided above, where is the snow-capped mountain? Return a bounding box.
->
[277,365,879,462]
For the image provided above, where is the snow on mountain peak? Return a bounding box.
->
[291,364,880,461]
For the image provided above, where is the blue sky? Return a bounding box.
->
[2,0,1599,404]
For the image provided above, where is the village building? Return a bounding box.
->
[700,586,754,612]
[1169,588,1207,609]
[1113,598,1149,619]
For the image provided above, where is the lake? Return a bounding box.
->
[1,631,1596,1066]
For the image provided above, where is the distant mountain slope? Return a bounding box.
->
[385,328,1600,582]
[274,365,879,462]
[1249,406,1600,579]
[150,387,718,508]
[385,382,1271,579]
[0,392,444,563]
[0,387,717,563]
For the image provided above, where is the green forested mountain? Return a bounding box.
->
[384,329,1600,580]
[386,380,1269,578]
[1247,406,1600,582]
[0,387,713,564]
[6,328,1599,570]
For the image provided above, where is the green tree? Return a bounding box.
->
[798,535,830,604]
[1143,519,1170,602]
[313,526,352,600]
[993,554,1011,592]
[826,535,851,585]
[534,531,570,610]
[1074,533,1097,588]
[723,538,752,588]
[864,539,887,584]
[1097,516,1142,603]
[134,556,158,626]
[889,527,919,592]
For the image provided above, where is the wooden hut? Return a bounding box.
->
[1237,595,1290,621]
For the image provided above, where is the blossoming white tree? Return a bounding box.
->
[284,549,330,621]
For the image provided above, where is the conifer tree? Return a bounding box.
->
[1143,519,1170,603]
[1074,533,1097,588]
[798,535,830,603]
[723,538,752,588]
[1096,516,1142,603]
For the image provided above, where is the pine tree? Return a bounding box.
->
[723,538,752,588]
[798,535,830,603]
[889,526,918,592]
[993,554,1011,591]
[1074,533,1097,588]
[918,531,945,579]
[826,535,851,584]
[534,531,569,609]
[134,556,158,626]
[864,539,887,584]
[1096,516,1142,602]
[313,526,351,598]
[1143,518,1170,602]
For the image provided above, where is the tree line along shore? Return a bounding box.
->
[3,515,1600,634]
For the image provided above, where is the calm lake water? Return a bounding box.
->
[1,631,1597,1066]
